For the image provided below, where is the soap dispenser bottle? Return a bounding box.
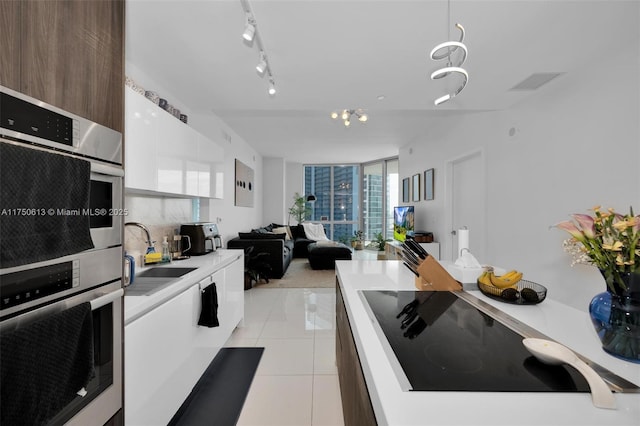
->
[162,236,171,262]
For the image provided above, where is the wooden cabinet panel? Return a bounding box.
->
[0,1,21,90]
[336,284,377,426]
[19,0,124,131]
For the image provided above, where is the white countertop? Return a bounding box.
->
[335,260,640,426]
[124,249,242,325]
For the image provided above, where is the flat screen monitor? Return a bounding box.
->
[393,206,415,242]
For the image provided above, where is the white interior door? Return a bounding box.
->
[446,150,486,262]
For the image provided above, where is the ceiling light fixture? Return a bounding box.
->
[242,14,256,42]
[256,51,267,74]
[429,1,468,105]
[268,78,276,96]
[240,0,277,97]
[331,109,368,127]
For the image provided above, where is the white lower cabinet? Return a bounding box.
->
[124,256,244,425]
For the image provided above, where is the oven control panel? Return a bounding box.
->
[0,261,78,310]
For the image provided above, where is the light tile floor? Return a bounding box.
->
[225,287,345,426]
[225,250,379,425]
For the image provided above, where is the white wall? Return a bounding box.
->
[399,47,640,310]
[263,157,287,225]
[124,62,263,248]
[285,161,304,224]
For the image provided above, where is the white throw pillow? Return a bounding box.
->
[272,226,291,240]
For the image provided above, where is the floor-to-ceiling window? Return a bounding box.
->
[304,158,397,242]
[362,158,398,241]
[305,165,359,242]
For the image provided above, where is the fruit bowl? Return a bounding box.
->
[477,279,547,305]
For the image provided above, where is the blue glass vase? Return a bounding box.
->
[589,271,640,363]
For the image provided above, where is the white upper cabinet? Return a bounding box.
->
[124,87,157,192]
[124,86,224,198]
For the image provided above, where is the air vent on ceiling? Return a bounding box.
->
[509,72,564,91]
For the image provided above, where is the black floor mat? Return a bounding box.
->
[168,347,264,426]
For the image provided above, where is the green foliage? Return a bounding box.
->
[289,192,311,224]
[374,232,389,251]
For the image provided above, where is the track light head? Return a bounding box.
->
[330,111,338,119]
[256,52,267,74]
[242,14,256,42]
[243,23,255,42]
[268,78,276,96]
[358,114,368,122]
[341,110,350,120]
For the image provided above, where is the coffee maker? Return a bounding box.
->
[180,223,223,255]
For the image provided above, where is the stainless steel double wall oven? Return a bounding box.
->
[0,85,124,425]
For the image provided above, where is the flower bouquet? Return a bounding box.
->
[556,206,639,295]
[556,206,640,362]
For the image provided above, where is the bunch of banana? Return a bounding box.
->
[477,269,523,289]
[490,270,523,288]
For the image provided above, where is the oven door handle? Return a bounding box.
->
[91,162,124,177]
[91,288,124,311]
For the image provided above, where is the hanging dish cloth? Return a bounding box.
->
[0,142,94,268]
[1,302,95,425]
[198,283,220,327]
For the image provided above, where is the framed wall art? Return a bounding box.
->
[235,159,254,207]
[402,178,410,203]
[412,174,420,202]
[424,168,434,201]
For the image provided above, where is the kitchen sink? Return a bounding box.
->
[125,267,198,296]
[124,277,177,296]
[137,267,198,278]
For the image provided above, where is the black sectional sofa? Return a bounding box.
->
[226,223,314,278]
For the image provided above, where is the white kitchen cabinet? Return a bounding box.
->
[196,133,224,198]
[124,87,157,192]
[124,86,224,198]
[124,255,244,425]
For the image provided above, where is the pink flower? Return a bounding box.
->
[571,214,596,238]
[555,221,586,241]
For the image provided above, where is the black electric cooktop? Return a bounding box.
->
[361,290,591,392]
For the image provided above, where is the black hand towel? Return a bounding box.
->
[0,142,94,268]
[0,302,95,426]
[198,283,220,328]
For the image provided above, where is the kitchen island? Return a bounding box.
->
[335,260,640,426]
[124,249,244,425]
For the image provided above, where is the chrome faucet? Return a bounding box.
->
[125,222,155,253]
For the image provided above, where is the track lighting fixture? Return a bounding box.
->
[331,109,368,127]
[256,52,267,74]
[430,1,468,105]
[242,15,256,42]
[241,0,277,97]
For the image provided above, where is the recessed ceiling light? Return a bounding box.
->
[377,95,385,101]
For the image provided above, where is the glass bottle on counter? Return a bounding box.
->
[161,236,171,263]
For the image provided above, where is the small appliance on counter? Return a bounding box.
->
[180,223,223,255]
[169,234,191,260]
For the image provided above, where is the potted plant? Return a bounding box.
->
[243,246,272,290]
[350,234,358,248]
[374,232,389,260]
[288,192,311,224]
[353,230,365,250]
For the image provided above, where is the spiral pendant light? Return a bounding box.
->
[430,1,468,105]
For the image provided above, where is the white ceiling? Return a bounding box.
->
[126,0,638,163]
